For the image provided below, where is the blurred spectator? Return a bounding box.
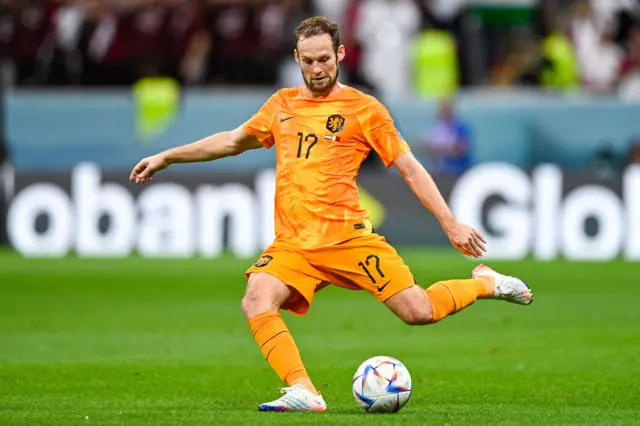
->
[252,0,297,85]
[490,35,545,88]
[4,0,56,85]
[619,26,640,76]
[618,26,640,100]
[340,0,376,94]
[539,23,579,92]
[207,0,294,86]
[77,0,136,86]
[0,0,638,96]
[46,0,85,85]
[165,0,209,84]
[424,0,465,31]
[570,0,624,94]
[312,0,347,26]
[0,2,15,85]
[129,0,169,81]
[355,0,420,100]
[418,99,471,175]
[585,30,624,93]
[590,0,639,40]
[205,1,252,84]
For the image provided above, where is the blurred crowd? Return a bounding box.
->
[1,0,640,100]
[453,0,640,100]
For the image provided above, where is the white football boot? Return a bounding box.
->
[258,384,327,412]
[472,264,533,305]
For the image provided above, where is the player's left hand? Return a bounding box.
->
[444,221,487,258]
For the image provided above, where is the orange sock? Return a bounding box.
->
[248,311,317,394]
[426,279,492,323]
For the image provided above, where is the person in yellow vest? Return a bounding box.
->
[133,74,181,143]
[412,29,458,98]
[539,31,579,91]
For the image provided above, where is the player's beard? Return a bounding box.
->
[302,65,339,96]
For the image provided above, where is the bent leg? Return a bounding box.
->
[385,278,494,325]
[385,265,539,325]
[385,277,494,325]
[313,233,495,325]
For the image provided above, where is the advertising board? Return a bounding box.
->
[2,163,637,261]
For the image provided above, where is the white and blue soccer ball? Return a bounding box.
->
[352,356,412,413]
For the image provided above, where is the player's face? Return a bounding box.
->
[295,34,345,95]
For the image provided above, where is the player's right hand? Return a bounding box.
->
[444,221,487,258]
[130,154,168,184]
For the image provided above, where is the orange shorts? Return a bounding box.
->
[245,233,415,316]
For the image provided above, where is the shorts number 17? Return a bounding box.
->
[358,254,385,283]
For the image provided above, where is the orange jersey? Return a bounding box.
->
[242,85,410,248]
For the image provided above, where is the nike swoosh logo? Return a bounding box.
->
[377,280,391,292]
[280,116,295,123]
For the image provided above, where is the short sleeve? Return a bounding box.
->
[361,102,411,168]
[242,94,278,149]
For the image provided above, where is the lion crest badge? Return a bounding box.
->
[253,255,273,267]
[326,114,345,133]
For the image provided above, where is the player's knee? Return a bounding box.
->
[241,273,290,319]
[401,307,434,326]
[241,284,267,319]
[240,290,261,319]
[385,286,434,326]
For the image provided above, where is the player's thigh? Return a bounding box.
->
[245,245,328,316]
[313,234,415,302]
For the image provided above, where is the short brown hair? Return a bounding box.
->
[295,16,341,54]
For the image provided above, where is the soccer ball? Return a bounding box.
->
[352,356,412,413]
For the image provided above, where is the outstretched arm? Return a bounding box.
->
[130,126,262,184]
[392,151,487,258]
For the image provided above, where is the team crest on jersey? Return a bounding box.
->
[326,114,345,133]
[254,255,273,267]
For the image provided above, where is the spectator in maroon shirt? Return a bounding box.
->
[46,0,86,85]
[164,0,210,85]
[252,0,296,85]
[0,1,15,66]
[206,0,259,85]
[129,0,169,81]
[341,0,376,95]
[77,0,136,86]
[6,0,57,85]
[619,26,640,80]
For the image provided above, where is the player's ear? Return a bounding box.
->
[337,45,345,62]
[294,48,300,64]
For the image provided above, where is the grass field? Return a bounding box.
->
[1,249,639,425]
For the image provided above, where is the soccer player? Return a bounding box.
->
[130,16,533,413]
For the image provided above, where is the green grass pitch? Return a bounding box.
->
[1,248,639,425]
